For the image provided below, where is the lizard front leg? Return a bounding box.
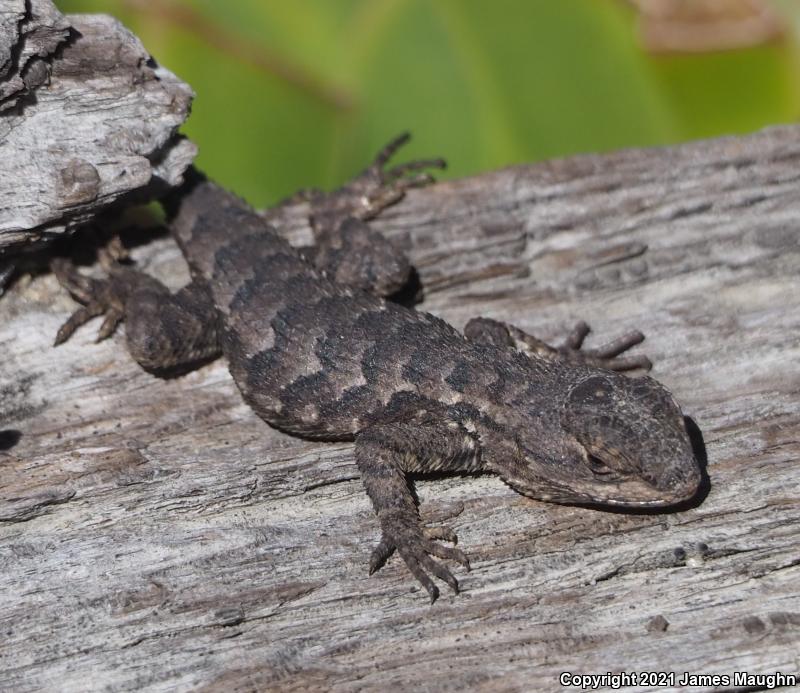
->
[464,317,652,372]
[52,258,220,374]
[356,417,481,602]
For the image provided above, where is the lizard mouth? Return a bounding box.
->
[577,446,700,507]
[581,479,685,506]
[498,438,701,509]
[505,475,686,508]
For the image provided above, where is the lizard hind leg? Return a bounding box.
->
[307,217,412,296]
[295,134,445,297]
[464,317,652,372]
[308,132,446,235]
[358,132,447,220]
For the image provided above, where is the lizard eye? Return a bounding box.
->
[587,454,616,477]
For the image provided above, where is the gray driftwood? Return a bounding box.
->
[0,4,195,254]
[0,0,69,112]
[1,125,799,692]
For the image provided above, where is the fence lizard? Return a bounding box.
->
[52,134,702,602]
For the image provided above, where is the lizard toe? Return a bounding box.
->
[425,541,471,571]
[371,518,467,601]
[557,321,652,372]
[411,551,459,595]
[54,301,105,345]
[368,535,395,575]
[423,525,458,544]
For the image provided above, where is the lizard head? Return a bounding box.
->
[492,370,702,508]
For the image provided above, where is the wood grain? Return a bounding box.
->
[1,125,799,692]
[0,6,195,253]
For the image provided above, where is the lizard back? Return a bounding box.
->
[170,177,472,439]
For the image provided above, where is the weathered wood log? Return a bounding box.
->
[1,125,798,692]
[0,4,195,255]
[0,0,69,111]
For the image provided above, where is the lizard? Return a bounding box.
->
[51,134,703,602]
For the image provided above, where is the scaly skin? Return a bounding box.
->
[53,135,702,602]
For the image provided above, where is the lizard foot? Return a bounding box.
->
[552,320,652,371]
[464,317,652,372]
[51,258,127,345]
[369,514,470,603]
[52,252,165,347]
[310,132,446,233]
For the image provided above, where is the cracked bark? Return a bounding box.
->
[0,1,196,265]
[1,124,799,691]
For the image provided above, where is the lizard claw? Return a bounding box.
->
[369,516,469,603]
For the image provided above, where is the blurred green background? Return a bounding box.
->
[58,0,800,207]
